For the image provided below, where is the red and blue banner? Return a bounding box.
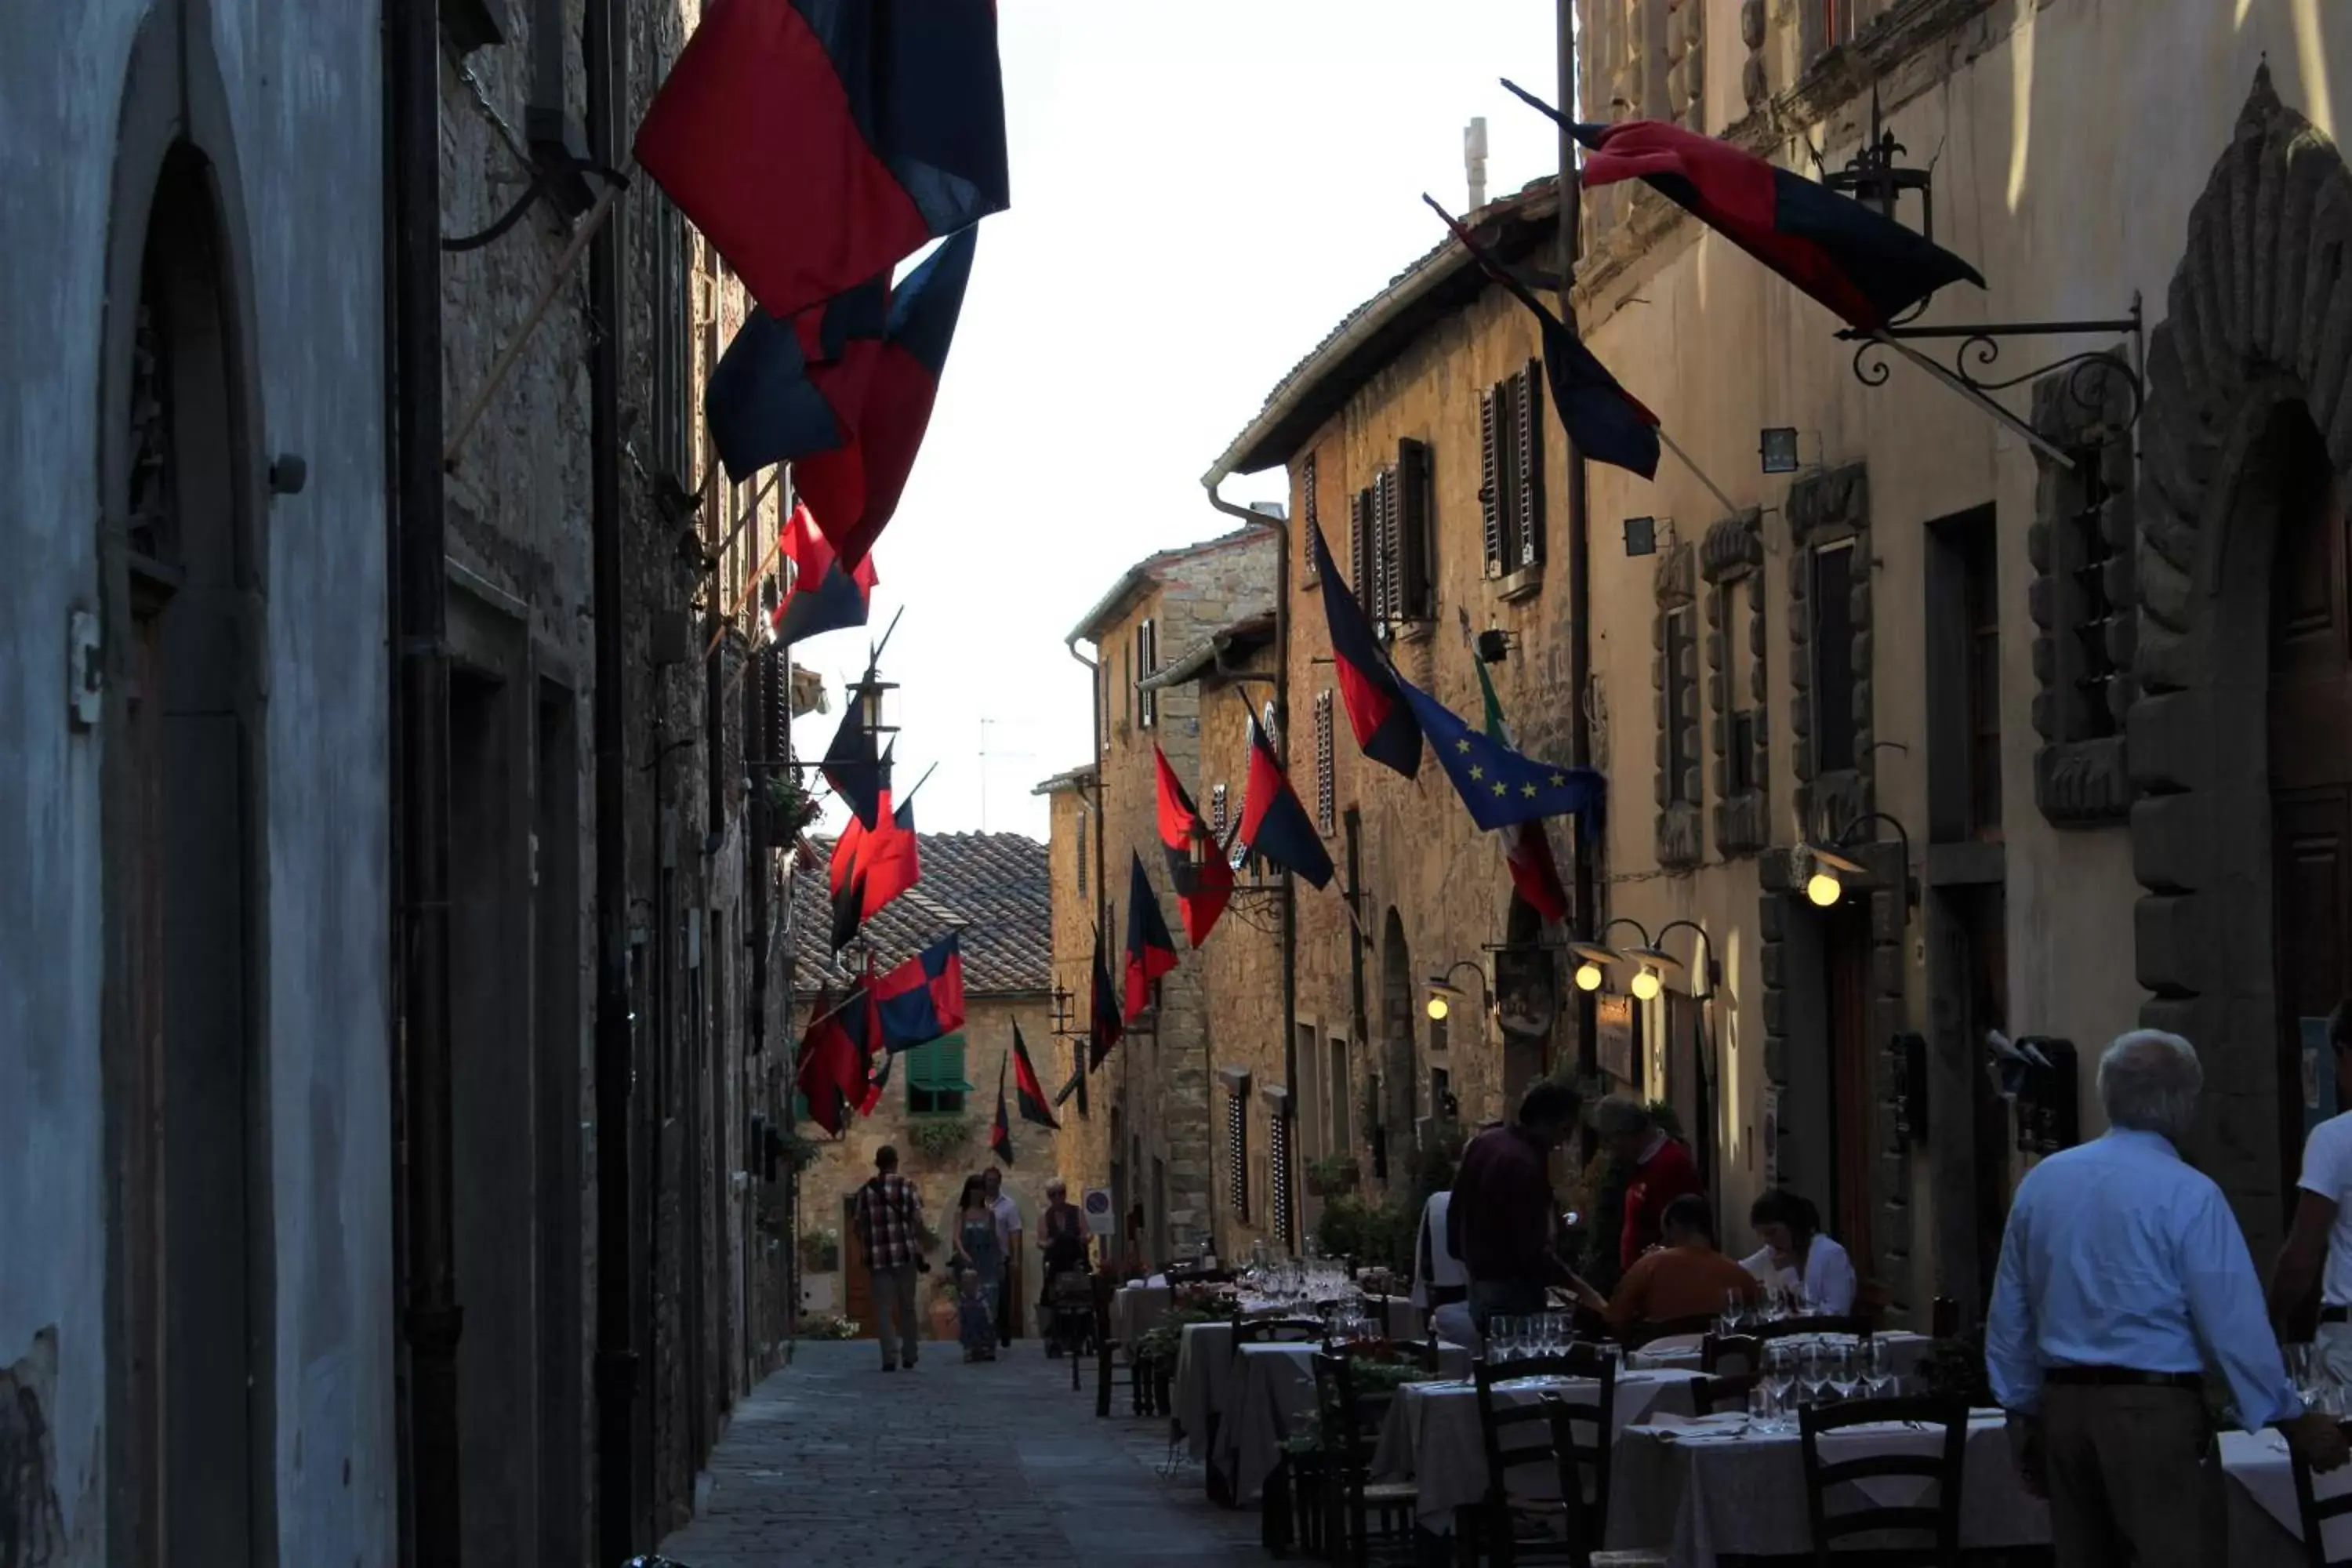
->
[876,932,966,1052]
[819,687,884,830]
[1308,523,1422,777]
[989,1054,1014,1166]
[635,0,1008,321]
[1011,1024,1060,1131]
[1153,746,1233,946]
[796,225,981,570]
[771,502,877,645]
[1123,853,1178,1021]
[706,276,890,485]
[1239,714,1334,890]
[795,983,870,1134]
[1087,924,1122,1070]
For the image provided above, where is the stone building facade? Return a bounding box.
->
[1189,0,2352,1328]
[1046,528,1279,1266]
[786,829,1054,1335]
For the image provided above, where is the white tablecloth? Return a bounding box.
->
[1110,1282,1171,1348]
[1606,1410,2045,1563]
[2221,1428,2352,1565]
[1369,1368,1704,1530]
[1168,1298,1428,1458]
[1628,1327,1934,1374]
[1210,1343,1323,1505]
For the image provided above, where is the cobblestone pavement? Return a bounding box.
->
[653,1341,1265,1567]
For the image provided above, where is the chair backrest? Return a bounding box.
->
[1702,1331,1763,1374]
[1797,1395,1968,1565]
[1755,1313,1874,1343]
[1691,1371,1760,1414]
[1310,1352,1403,1483]
[1625,1313,1719,1349]
[1472,1353,1617,1546]
[2289,1417,2352,1568]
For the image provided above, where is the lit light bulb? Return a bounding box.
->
[1631,966,1663,1002]
[1806,870,1843,907]
[1426,993,1450,1022]
[1574,961,1604,993]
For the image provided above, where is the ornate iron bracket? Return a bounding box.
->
[1837,294,2146,442]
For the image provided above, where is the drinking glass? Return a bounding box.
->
[1799,1341,1830,1406]
[1828,1345,1860,1403]
[1488,1316,1517,1367]
[1722,1288,1749,1336]
[1766,1343,1797,1409]
[1544,1312,1568,1359]
[1865,1336,1899,1398]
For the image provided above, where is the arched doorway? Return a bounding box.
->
[101,139,270,1563]
[1380,909,1414,1175]
[2129,67,2352,1262]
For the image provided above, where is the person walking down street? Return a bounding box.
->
[2270,1002,2352,1375]
[851,1145,929,1373]
[984,1165,1023,1345]
[1447,1080,1593,1334]
[1740,1189,1857,1314]
[1037,1179,1090,1357]
[1595,1095,1704,1270]
[1987,1029,2350,1566]
[952,1174,1006,1351]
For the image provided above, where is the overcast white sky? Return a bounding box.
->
[792,2,1568,841]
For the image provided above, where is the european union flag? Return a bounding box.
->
[1397,674,1606,837]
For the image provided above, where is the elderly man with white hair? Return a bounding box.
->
[1987,1029,2350,1566]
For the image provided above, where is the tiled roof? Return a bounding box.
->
[789,829,1051,996]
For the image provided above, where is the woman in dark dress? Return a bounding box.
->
[1036,1179,1091,1355]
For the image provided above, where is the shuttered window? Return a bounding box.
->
[1481,365,1548,576]
[1397,438,1433,620]
[1372,465,1399,622]
[1350,488,1373,610]
[1480,387,1506,578]
[1513,362,1545,568]
[1314,691,1336,834]
[906,1033,971,1116]
[1227,1089,1250,1221]
[1137,617,1159,729]
[1210,782,1229,840]
[1301,451,1319,585]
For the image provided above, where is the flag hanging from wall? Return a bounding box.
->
[706,277,890,484]
[1087,924,1122,1070]
[794,984,869,1135]
[1474,660,1570,921]
[1011,1024,1061,1131]
[1397,672,1606,837]
[1123,853,1178,1020]
[989,1054,1014,1166]
[771,502,878,644]
[1153,746,1233,946]
[1307,524,1422,777]
[820,691,884,829]
[1238,713,1334,890]
[634,0,1008,321]
[875,933,966,1051]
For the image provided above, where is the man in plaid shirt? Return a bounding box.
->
[853,1145,929,1370]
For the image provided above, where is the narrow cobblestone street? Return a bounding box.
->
[654,1342,1265,1567]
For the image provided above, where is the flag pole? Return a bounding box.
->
[445,171,630,470]
[706,469,782,580]
[703,477,788,660]
[866,604,907,672]
[1655,430,1742,519]
[1868,332,2076,467]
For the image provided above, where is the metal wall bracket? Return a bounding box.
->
[1838,295,2146,443]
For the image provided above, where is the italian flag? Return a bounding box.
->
[1475,660,1570,922]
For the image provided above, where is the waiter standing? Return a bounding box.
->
[1987,1029,2348,1566]
[2269,1002,2352,1374]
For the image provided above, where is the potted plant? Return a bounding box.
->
[1305,1153,1360,1198]
[763,770,823,840]
[796,1225,840,1275]
[909,1115,976,1164]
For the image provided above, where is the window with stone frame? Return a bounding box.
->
[2027,366,2138,826]
[1394,438,1436,622]
[1653,542,1703,869]
[1788,463,1875,838]
[1702,510,1769,855]
[1481,364,1547,583]
[1315,690,1336,834]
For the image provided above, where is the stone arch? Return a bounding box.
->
[2129,67,2352,1256]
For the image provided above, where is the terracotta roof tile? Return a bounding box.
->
[788,830,1051,996]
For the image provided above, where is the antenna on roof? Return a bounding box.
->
[1465,116,1490,211]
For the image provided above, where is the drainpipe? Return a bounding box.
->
[1557,0,1599,1092]
[389,0,461,1559]
[584,0,638,1552]
[1203,483,1298,1251]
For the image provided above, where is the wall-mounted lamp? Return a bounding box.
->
[1425,960,1490,1021]
[1569,918,1683,998]
[1475,628,1513,665]
[1623,517,1658,557]
[1801,811,1916,908]
[1650,919,1722,995]
[1759,427,1802,474]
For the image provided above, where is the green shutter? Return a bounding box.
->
[906,1033,973,1114]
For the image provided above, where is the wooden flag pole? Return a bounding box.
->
[1656,430,1742,519]
[708,469,782,575]
[703,473,786,661]
[445,172,629,471]
[1870,332,2075,468]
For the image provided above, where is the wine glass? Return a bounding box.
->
[1722,1288,1750,1337]
[1865,1336,1900,1399]
[1828,1345,1860,1403]
[1766,1344,1798,1422]
[1799,1341,1831,1406]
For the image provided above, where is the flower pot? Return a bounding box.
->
[928,1296,959,1342]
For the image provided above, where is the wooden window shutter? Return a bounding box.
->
[1399,438,1432,619]
[1374,465,1399,622]
[1138,617,1158,728]
[1350,488,1372,610]
[1479,387,1505,579]
[1301,451,1319,582]
[1515,361,1545,568]
[1210,782,1229,840]
[1314,691,1336,834]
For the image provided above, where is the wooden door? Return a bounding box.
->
[2269,414,2352,1200]
[840,1194,876,1338]
[1826,903,1875,1278]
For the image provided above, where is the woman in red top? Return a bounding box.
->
[1596,1095,1704,1268]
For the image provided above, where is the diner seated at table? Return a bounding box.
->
[1739,1187,1857,1315]
[1574,1192,1760,1333]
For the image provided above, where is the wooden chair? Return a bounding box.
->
[1623,1313,1718,1350]
[2290,1417,2352,1568]
[1090,1272,1152,1418]
[1690,1371,1761,1415]
[1701,1332,1762,1374]
[1470,1351,1617,1566]
[1797,1395,1969,1566]
[1755,1313,1875,1344]
[1310,1351,1421,1564]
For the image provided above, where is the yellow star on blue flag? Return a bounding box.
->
[1395,671,1606,835]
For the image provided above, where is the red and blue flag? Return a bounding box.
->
[706,276,889,485]
[634,0,1008,321]
[1239,713,1334,890]
[819,685,884,829]
[1153,746,1233,946]
[989,1054,1014,1166]
[1308,523,1421,778]
[1123,853,1178,1021]
[795,983,870,1134]
[797,225,980,571]
[1011,1024,1059,1131]
[771,502,877,644]
[1087,924,1122,1070]
[876,932,965,1052]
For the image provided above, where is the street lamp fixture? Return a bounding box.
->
[1570,919,1676,997]
[1802,811,1916,908]
[1425,960,1489,1022]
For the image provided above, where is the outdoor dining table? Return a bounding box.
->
[1624,1327,1936,1374]
[1109,1278,1173,1348]
[1367,1367,1705,1532]
[1170,1297,1428,1459]
[2218,1426,2349,1565]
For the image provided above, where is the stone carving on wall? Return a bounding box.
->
[1664,0,1704,127]
[1653,541,1702,869]
[1702,510,1769,855]
[1740,0,1769,109]
[1787,463,1874,841]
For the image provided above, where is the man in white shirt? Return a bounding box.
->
[983,1165,1022,1345]
[2270,1003,2352,1379]
[1412,1189,1468,1329]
